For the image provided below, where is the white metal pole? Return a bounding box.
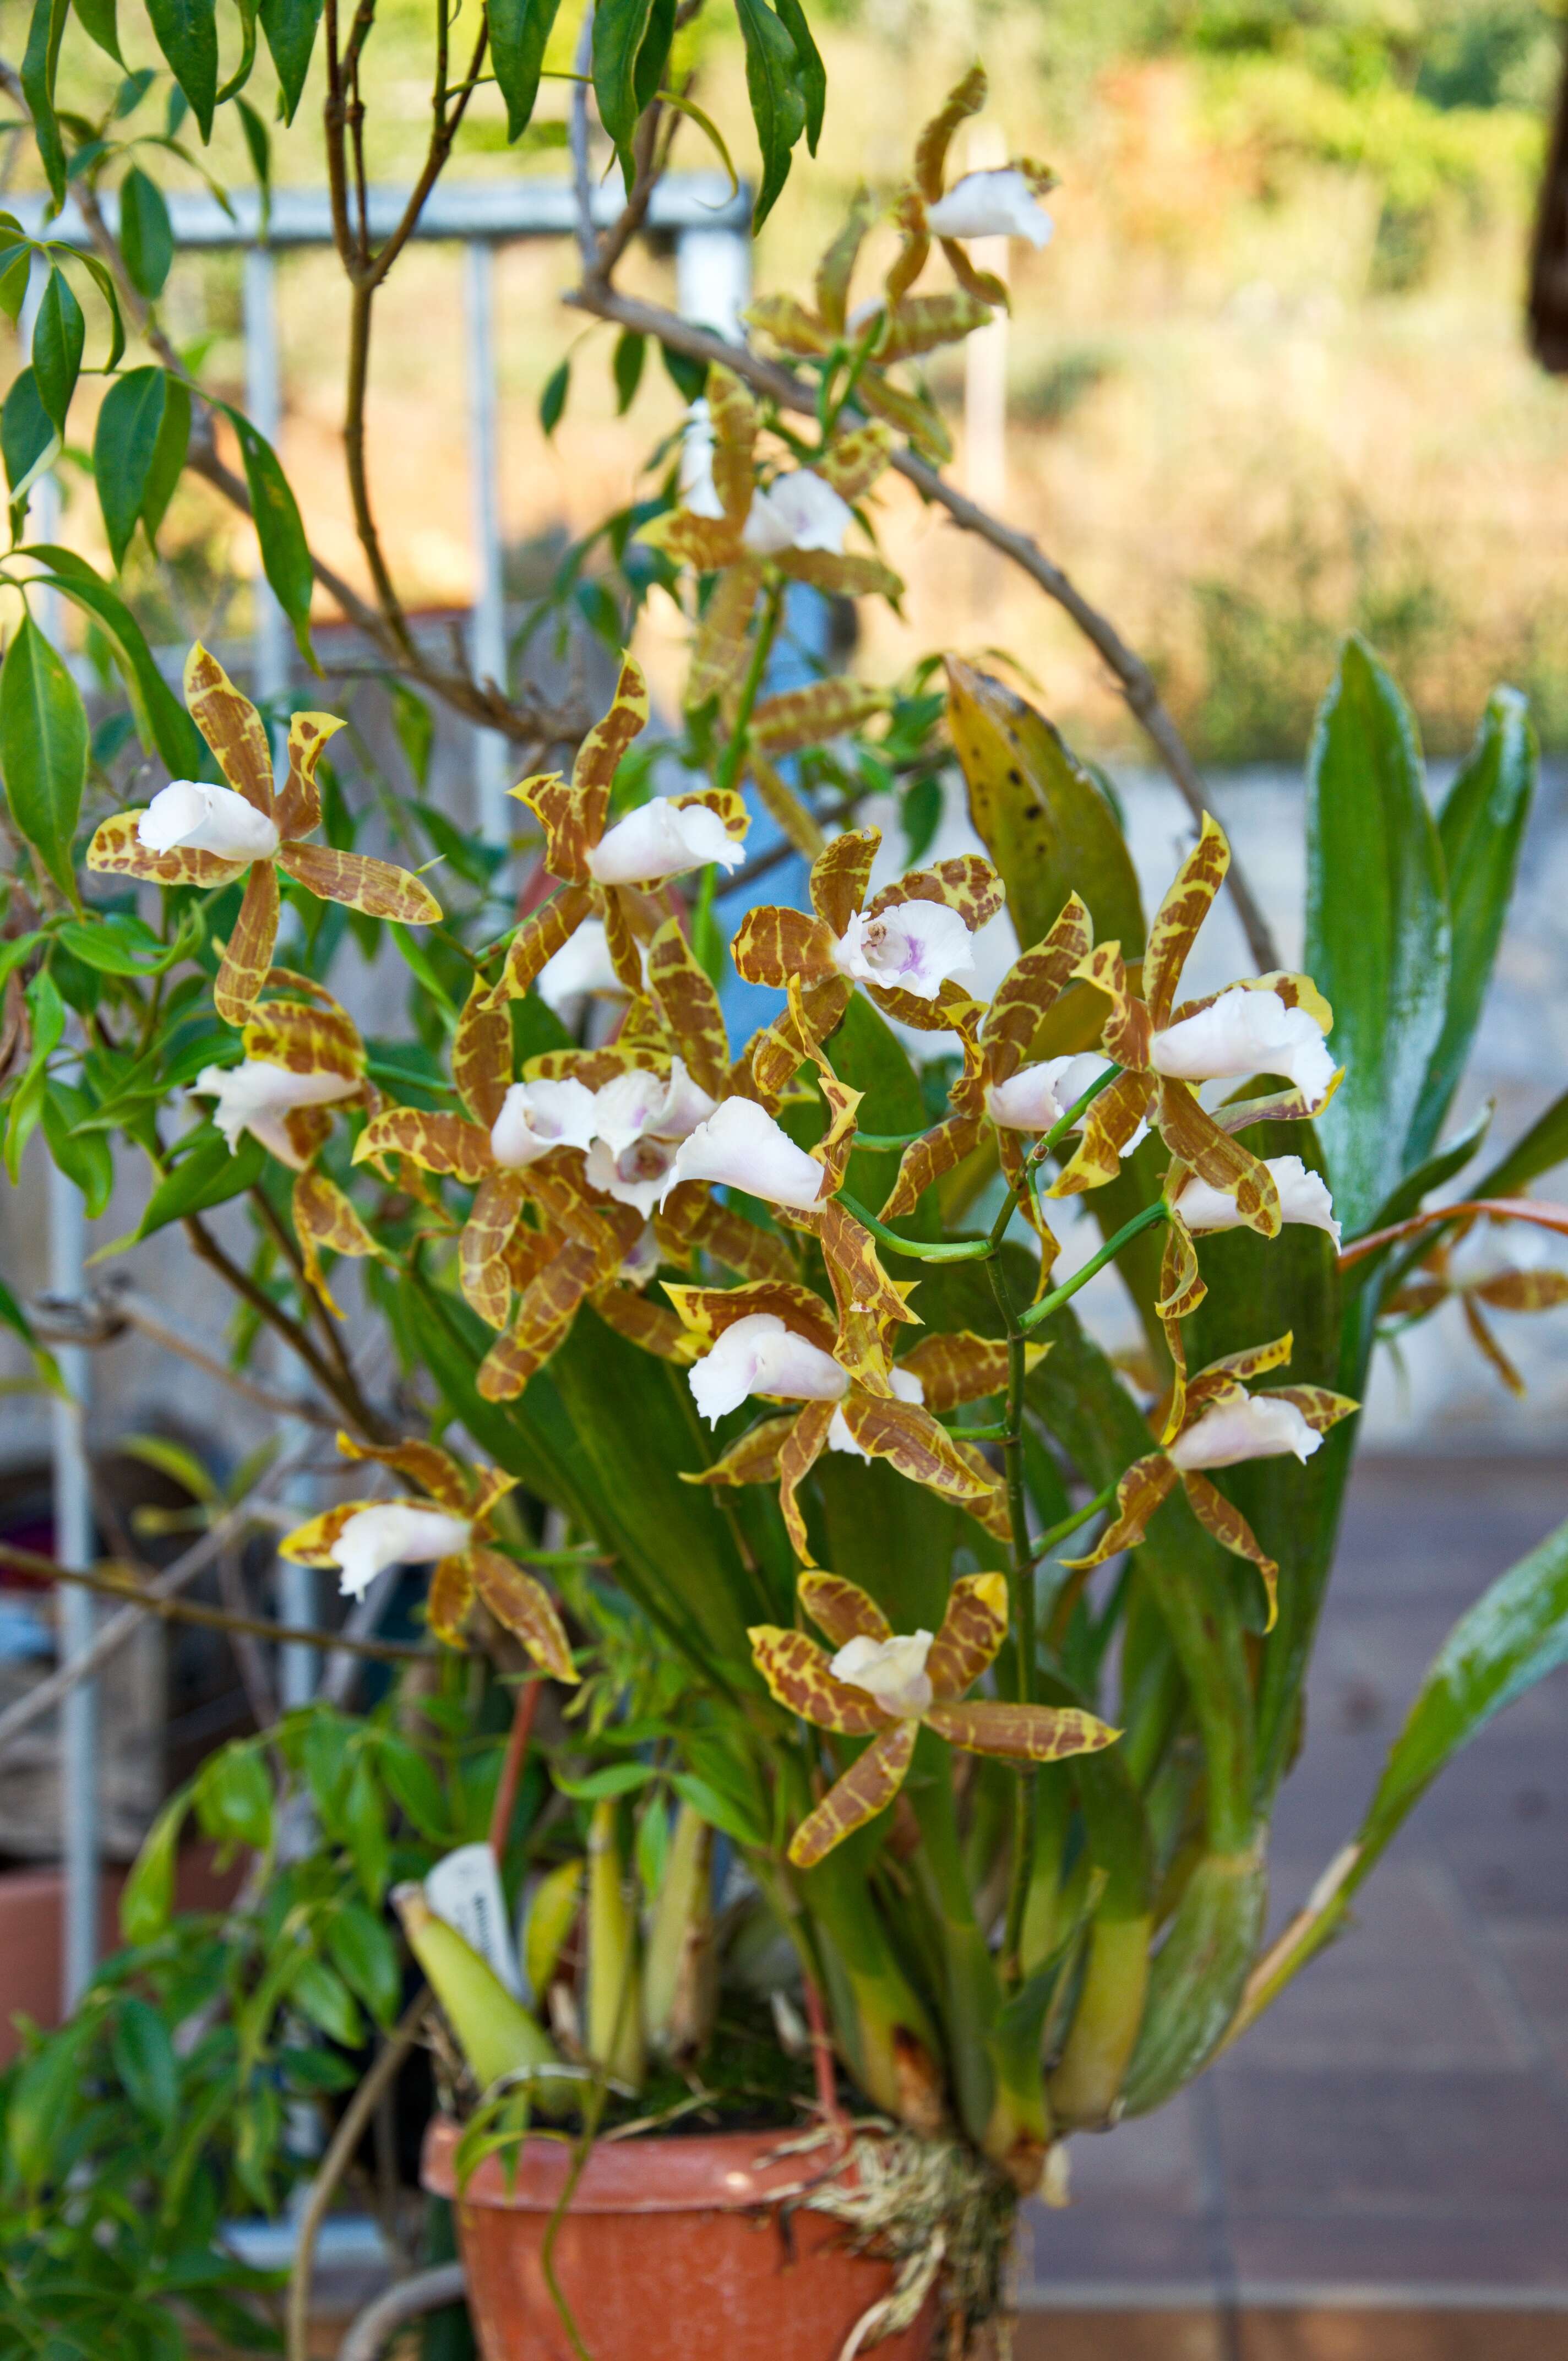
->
[243,243,288,710]
[465,238,510,856]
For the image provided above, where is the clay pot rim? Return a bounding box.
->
[422,2112,862,2216]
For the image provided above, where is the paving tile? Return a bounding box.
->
[1224,2210,1568,2293]
[1330,1461,1568,1606]
[1056,2092,1206,2209]
[1485,1923,1568,2079]
[1238,2312,1568,2361]
[1018,2200,1219,2293]
[1013,2312,1226,2361]
[1212,2068,1568,2211]
[1419,1737,1568,1921]
[1214,1863,1527,2071]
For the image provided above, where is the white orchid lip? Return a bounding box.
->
[741,470,855,558]
[925,168,1054,249]
[489,1076,598,1171]
[687,1312,848,1426]
[331,1503,473,1601]
[665,1097,827,1212]
[831,1630,935,1719]
[592,1059,715,1157]
[138,779,280,863]
[535,919,624,1014]
[1151,989,1336,1109]
[679,401,727,520]
[986,1053,1114,1133]
[587,797,744,886]
[1177,1155,1341,1247]
[827,1363,924,1459]
[832,901,976,1002]
[191,1059,357,1170]
[585,1133,680,1218]
[1168,1396,1321,1472]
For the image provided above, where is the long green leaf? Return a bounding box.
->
[771,0,825,149]
[217,401,315,666]
[0,614,87,894]
[94,365,168,569]
[20,0,70,205]
[1407,685,1535,1163]
[118,167,175,300]
[489,0,563,141]
[135,1127,265,1239]
[258,0,323,122]
[141,368,191,547]
[146,0,218,138]
[733,0,807,228]
[32,266,84,433]
[25,547,205,776]
[592,0,658,160]
[1306,637,1450,1234]
[1473,1086,1568,1199]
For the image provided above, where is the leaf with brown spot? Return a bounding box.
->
[1060,1452,1179,1572]
[1179,1472,1280,1631]
[1144,813,1229,1029]
[834,1393,994,1506]
[184,643,274,817]
[687,1413,798,1489]
[461,1171,529,1329]
[788,1722,917,1867]
[798,1573,892,1649]
[426,1554,476,1646]
[749,1622,892,1733]
[477,1237,603,1401]
[880,1113,984,1220]
[731,904,836,993]
[810,829,880,934]
[895,1330,1011,1412]
[751,680,890,758]
[454,977,512,1128]
[468,1545,577,1679]
[1049,1069,1155,1198]
[1156,1080,1282,1237]
[778,1397,835,1563]
[355,1106,492,1182]
[278,1499,378,1566]
[337,1432,472,1510]
[274,710,345,840]
[214,860,280,1025]
[924,1700,1119,1764]
[814,421,892,501]
[927,1571,1009,1699]
[645,918,729,1096]
[279,841,442,923]
[984,896,1093,1081]
[85,810,247,889]
[244,999,363,1079]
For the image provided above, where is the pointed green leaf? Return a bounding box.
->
[592,0,658,165]
[21,0,70,205]
[118,166,175,300]
[112,1996,178,2131]
[258,0,323,122]
[539,355,570,437]
[0,614,86,894]
[94,364,167,569]
[771,0,824,149]
[24,547,205,775]
[42,1079,114,1216]
[136,1124,266,1240]
[612,327,645,414]
[32,266,84,433]
[1473,1086,1568,1200]
[75,0,124,66]
[218,400,315,666]
[2,368,59,519]
[733,0,806,228]
[141,367,190,546]
[489,0,563,140]
[145,0,218,139]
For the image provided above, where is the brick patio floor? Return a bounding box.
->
[1020,1455,1568,2310]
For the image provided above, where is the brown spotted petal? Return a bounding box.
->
[896,1330,1011,1413]
[746,291,834,355]
[788,1722,918,1868]
[467,1545,578,1680]
[749,1623,894,1734]
[775,549,905,602]
[814,421,893,502]
[688,558,763,710]
[279,1499,380,1567]
[1461,1297,1525,1394]
[663,1277,838,1352]
[834,1393,995,1508]
[184,644,275,817]
[1265,1384,1359,1434]
[880,1113,984,1221]
[638,510,743,572]
[914,62,987,198]
[1155,1080,1281,1238]
[984,896,1094,1082]
[454,978,513,1128]
[336,1432,473,1511]
[1144,813,1229,1030]
[292,1170,382,1318]
[998,1130,1063,1279]
[950,1449,1012,1546]
[1071,944,1152,1070]
[1049,1069,1155,1199]
[426,1555,477,1645]
[592,1285,694,1362]
[858,372,952,466]
[214,861,280,1026]
[244,998,363,1081]
[461,1171,530,1329]
[567,655,650,851]
[814,191,875,333]
[926,1571,1009,1699]
[1060,1454,1180,1573]
[815,1199,922,1336]
[879,291,993,359]
[355,1107,493,1183]
[1179,1472,1280,1631]
[810,829,881,935]
[645,918,729,1097]
[750,680,890,758]
[477,1236,605,1402]
[273,710,345,840]
[278,840,442,923]
[1212,1077,1343,1136]
[685,1413,798,1489]
[706,366,759,523]
[86,810,248,889]
[924,1700,1119,1764]
[1471,1268,1568,1313]
[869,853,1003,934]
[798,1573,893,1650]
[490,885,595,1005]
[1185,1332,1295,1410]
[778,1397,835,1564]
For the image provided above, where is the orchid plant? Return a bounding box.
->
[5,37,1568,2361]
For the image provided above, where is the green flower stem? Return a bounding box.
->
[714,576,786,801]
[1027,1479,1119,1567]
[1018,1200,1172,1335]
[986,1245,1037,1990]
[833,1195,995,1261]
[985,1064,1123,1254]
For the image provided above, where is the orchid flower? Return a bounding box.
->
[733,823,1002,1043]
[192,1057,357,1170]
[1175,1155,1340,1247]
[741,469,857,558]
[87,646,440,1025]
[487,657,749,1010]
[674,1282,1022,1562]
[1046,813,1342,1239]
[585,1058,717,1217]
[281,1433,575,1677]
[880,66,1059,318]
[750,1573,1115,1865]
[1061,1332,1356,1628]
[490,1077,599,1172]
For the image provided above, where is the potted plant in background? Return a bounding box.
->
[2,16,1567,2361]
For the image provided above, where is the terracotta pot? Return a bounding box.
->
[422,2114,935,2361]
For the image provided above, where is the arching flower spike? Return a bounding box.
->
[87,646,441,1025]
[280,1434,575,1678]
[749,1573,1117,1866]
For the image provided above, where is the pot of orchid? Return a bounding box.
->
[9,43,1568,2361]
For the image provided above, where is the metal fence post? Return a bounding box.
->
[243,244,289,711]
[465,238,510,855]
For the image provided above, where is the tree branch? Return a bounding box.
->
[563,278,1283,974]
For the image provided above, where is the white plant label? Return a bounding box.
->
[425,1842,524,1998]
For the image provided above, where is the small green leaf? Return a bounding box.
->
[669,1769,767,1847]
[325,1900,401,2025]
[22,550,204,777]
[121,1787,190,1943]
[612,328,645,416]
[2,368,60,521]
[592,0,657,161]
[489,0,563,142]
[391,680,433,788]
[556,1761,654,1800]
[235,92,271,208]
[32,266,85,433]
[195,1743,274,1853]
[93,364,168,569]
[632,0,676,113]
[0,614,88,895]
[374,1731,449,1840]
[660,340,706,405]
[733,0,807,229]
[344,1751,390,1903]
[118,166,176,300]
[218,401,315,665]
[141,369,191,548]
[75,0,124,65]
[136,1125,265,1241]
[112,1996,178,2131]
[21,0,70,206]
[145,0,218,139]
[1474,1087,1568,1199]
[771,0,824,149]
[7,2016,92,2190]
[258,0,323,124]
[58,907,194,975]
[42,1079,114,1216]
[539,356,570,438]
[290,1954,363,2048]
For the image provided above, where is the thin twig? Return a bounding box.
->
[563,278,1282,973]
[182,1211,392,1441]
[113,1290,338,1427]
[337,2263,469,2361]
